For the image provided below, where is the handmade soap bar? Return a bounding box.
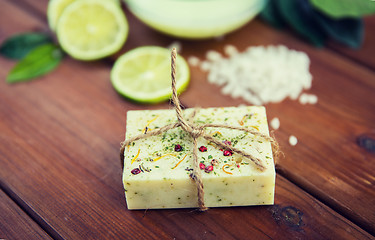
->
[122,106,275,209]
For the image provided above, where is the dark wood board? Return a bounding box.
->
[0,0,375,239]
[0,189,52,240]
[17,0,375,71]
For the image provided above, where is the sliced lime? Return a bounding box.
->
[56,0,128,60]
[111,46,190,103]
[47,0,120,32]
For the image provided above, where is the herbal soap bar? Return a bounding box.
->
[122,106,275,209]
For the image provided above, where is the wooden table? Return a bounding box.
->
[1,1,374,239]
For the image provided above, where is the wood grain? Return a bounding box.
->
[176,20,375,233]
[0,189,52,240]
[1,0,375,239]
[17,0,375,71]
[327,16,375,71]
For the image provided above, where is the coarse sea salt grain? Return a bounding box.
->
[289,135,298,146]
[200,45,312,105]
[200,61,212,71]
[299,93,318,105]
[206,50,222,61]
[188,56,200,67]
[270,117,280,130]
[308,94,318,104]
[224,44,239,57]
[168,41,182,53]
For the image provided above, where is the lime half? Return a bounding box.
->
[111,46,190,104]
[56,0,128,60]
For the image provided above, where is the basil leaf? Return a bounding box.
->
[309,0,375,19]
[0,32,52,59]
[260,0,286,29]
[276,0,326,47]
[7,43,64,83]
[313,13,364,48]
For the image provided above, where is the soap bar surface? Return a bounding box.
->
[122,106,275,209]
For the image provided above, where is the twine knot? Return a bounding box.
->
[189,126,204,139]
[120,48,279,212]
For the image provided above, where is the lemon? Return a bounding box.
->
[111,46,190,104]
[47,0,120,32]
[56,0,128,60]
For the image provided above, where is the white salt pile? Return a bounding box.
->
[195,45,313,105]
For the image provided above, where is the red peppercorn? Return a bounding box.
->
[175,144,183,152]
[199,146,207,152]
[223,140,232,145]
[131,168,141,175]
[223,150,233,156]
[205,165,213,173]
[199,163,206,169]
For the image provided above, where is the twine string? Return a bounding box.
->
[120,48,279,211]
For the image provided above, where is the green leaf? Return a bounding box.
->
[309,0,375,18]
[313,13,364,48]
[7,43,64,83]
[0,32,52,59]
[275,0,326,47]
[260,0,286,29]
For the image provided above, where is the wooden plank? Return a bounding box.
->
[327,16,375,71]
[0,111,372,240]
[0,189,52,240]
[177,19,375,234]
[14,0,375,72]
[1,0,374,239]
